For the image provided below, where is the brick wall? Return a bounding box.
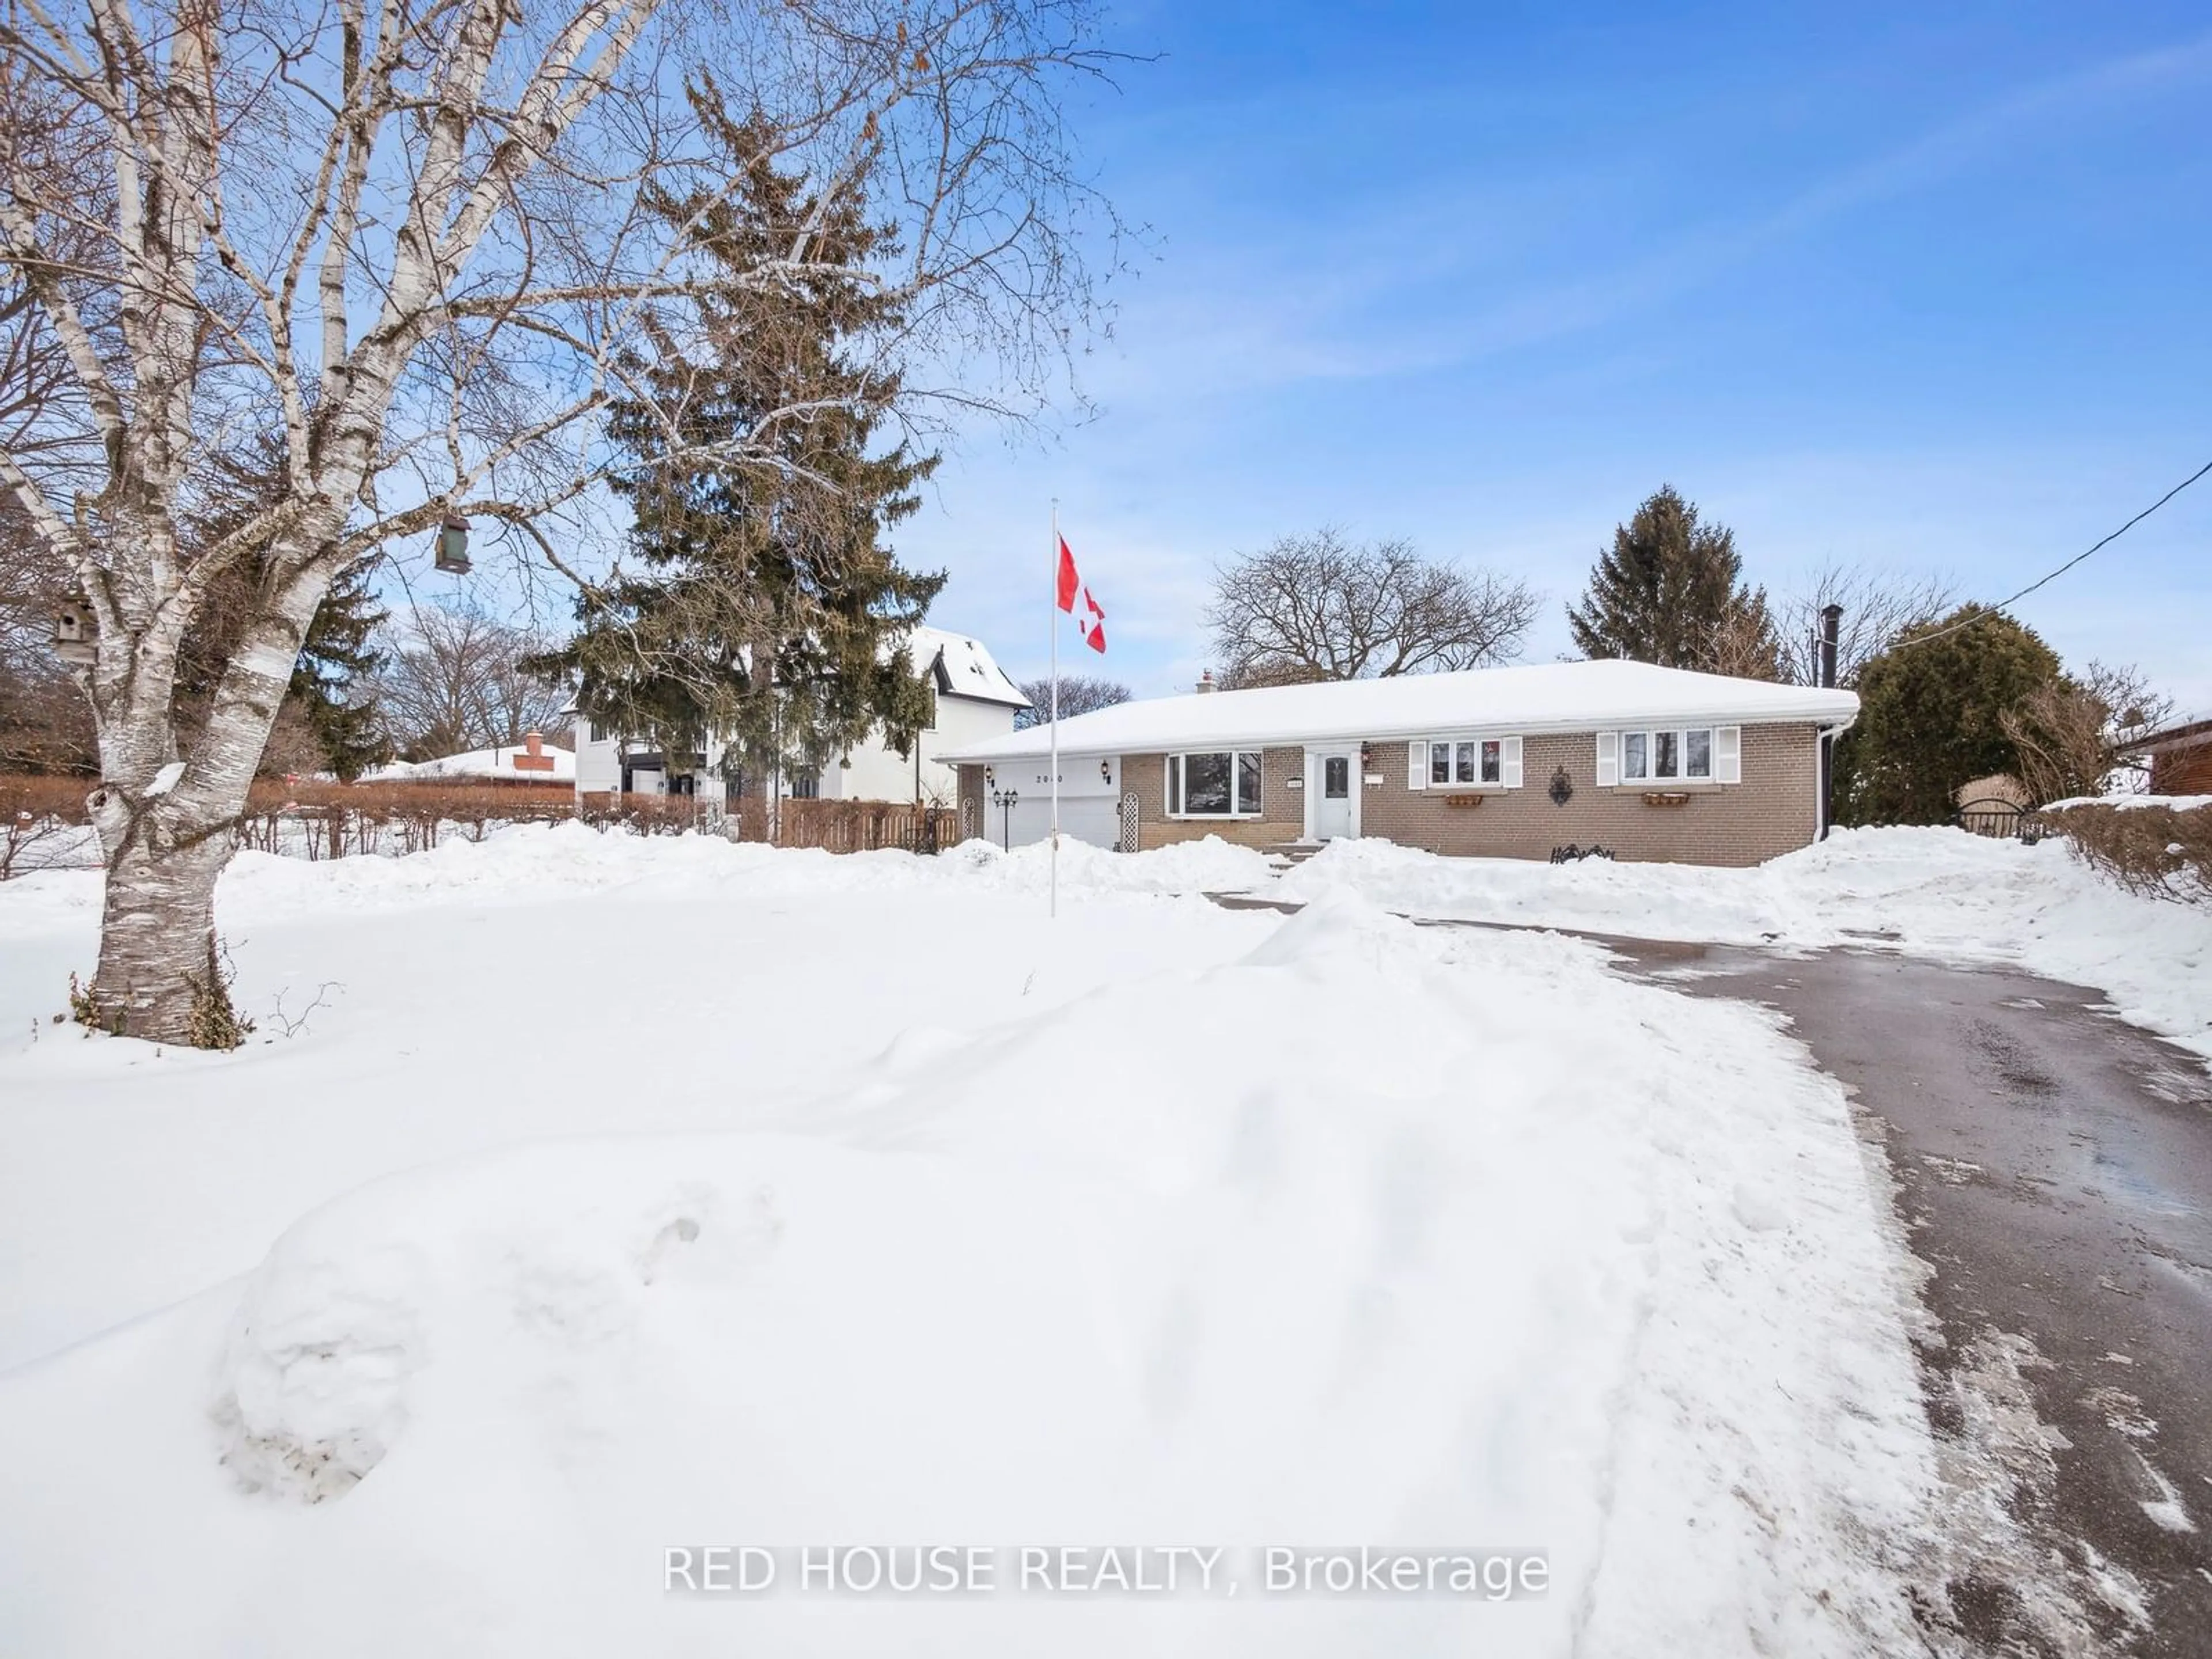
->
[2150,741,2212,796]
[1355,726,1819,866]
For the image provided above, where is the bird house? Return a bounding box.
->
[52,602,95,666]
[434,513,471,575]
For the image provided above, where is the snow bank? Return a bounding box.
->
[0,821,1279,940]
[1280,827,2212,1058]
[0,866,1937,1657]
[940,831,1278,896]
[205,822,1280,921]
[0,839,1278,1371]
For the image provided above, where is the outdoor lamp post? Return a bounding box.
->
[990,786,1020,851]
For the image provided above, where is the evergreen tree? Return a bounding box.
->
[1835,604,2063,825]
[1566,486,1779,676]
[174,443,392,779]
[289,555,391,781]
[535,86,943,789]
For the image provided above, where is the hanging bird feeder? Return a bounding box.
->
[52,601,95,666]
[434,512,471,575]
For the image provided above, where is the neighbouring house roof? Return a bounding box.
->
[902,624,1029,709]
[2043,793,2212,812]
[363,743,577,783]
[941,659,1859,764]
[2118,709,2212,755]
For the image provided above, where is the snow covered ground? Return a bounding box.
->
[0,825,1946,1657]
[1279,827,2212,1060]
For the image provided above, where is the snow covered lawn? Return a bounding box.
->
[1280,827,2212,1060]
[1,828,1941,1656]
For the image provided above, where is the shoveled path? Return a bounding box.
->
[1598,940,2212,1656]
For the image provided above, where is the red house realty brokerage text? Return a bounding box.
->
[664,1545,1549,1601]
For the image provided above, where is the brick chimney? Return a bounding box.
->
[512,730,556,772]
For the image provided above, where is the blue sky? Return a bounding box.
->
[891,2,2212,711]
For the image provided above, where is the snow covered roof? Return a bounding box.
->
[2119,709,2212,752]
[363,743,576,783]
[902,624,1029,709]
[942,659,1858,763]
[2043,793,2212,813]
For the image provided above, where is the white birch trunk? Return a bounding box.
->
[83,547,331,1042]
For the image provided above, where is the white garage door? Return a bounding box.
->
[988,793,1118,851]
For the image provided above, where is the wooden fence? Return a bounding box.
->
[2,772,962,873]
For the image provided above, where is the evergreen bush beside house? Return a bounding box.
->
[1835,605,2066,827]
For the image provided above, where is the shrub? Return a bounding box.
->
[2048,802,2212,906]
[1,774,99,877]
[1839,605,2063,825]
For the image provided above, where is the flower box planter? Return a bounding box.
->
[1442,793,1486,808]
[1641,791,1691,808]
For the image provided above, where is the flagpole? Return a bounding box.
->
[1049,497,1060,920]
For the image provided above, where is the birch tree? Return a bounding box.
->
[0,0,1119,1043]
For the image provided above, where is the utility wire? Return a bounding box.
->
[1891,454,2212,652]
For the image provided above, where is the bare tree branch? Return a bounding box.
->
[1206,528,1540,687]
[1774,560,1957,688]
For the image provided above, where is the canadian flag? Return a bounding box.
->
[1055,535,1106,653]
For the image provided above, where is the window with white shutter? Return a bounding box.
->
[1596,730,1619,786]
[1407,734,1523,789]
[1715,725,1742,784]
[1615,726,1726,783]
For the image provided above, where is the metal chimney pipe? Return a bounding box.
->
[1817,603,1842,690]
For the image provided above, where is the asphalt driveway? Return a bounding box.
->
[1606,941,2212,1658]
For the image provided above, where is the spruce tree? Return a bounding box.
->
[1566,486,1779,676]
[174,443,392,779]
[536,85,944,789]
[289,556,391,781]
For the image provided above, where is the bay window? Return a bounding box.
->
[1168,751,1263,817]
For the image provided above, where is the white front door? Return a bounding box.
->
[1309,749,1357,840]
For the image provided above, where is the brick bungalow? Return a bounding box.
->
[944,659,1859,868]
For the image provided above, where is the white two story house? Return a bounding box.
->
[573,624,1028,806]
